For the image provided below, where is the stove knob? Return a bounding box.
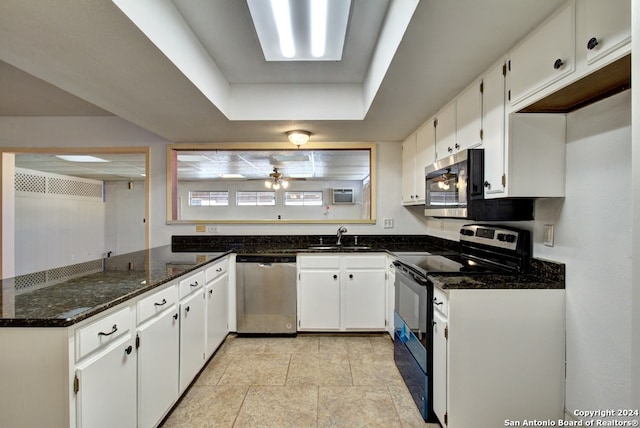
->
[505,234,516,243]
[497,233,506,241]
[460,229,474,236]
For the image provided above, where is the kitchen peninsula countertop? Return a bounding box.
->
[0,246,228,328]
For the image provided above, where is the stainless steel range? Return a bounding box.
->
[392,224,530,422]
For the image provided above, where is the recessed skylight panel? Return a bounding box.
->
[247,0,351,61]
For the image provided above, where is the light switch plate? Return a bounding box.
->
[543,224,554,247]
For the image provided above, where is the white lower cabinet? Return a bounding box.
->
[205,272,229,358]
[431,286,565,428]
[0,255,232,428]
[432,289,448,426]
[343,269,386,330]
[298,269,341,330]
[179,288,206,393]
[137,305,180,428]
[75,333,137,428]
[297,254,387,332]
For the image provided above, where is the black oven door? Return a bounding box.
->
[394,262,430,351]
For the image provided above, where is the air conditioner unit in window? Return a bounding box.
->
[331,188,354,204]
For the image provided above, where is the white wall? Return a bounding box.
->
[14,169,106,275]
[104,181,146,256]
[631,0,640,410]
[539,91,632,414]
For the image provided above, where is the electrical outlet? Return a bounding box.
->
[543,224,554,247]
[207,226,220,233]
[383,218,394,229]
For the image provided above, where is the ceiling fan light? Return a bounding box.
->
[287,130,311,147]
[265,180,273,188]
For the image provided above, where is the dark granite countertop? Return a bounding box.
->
[0,246,229,328]
[429,273,564,290]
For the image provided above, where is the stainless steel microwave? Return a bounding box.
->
[424,148,534,220]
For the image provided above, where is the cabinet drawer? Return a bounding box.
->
[137,284,178,324]
[343,255,386,269]
[433,287,448,317]
[76,307,131,360]
[205,258,229,283]
[179,270,205,299]
[298,255,340,269]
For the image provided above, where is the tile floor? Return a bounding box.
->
[160,333,440,428]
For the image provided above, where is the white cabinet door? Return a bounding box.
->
[456,80,482,151]
[432,309,448,427]
[482,62,507,196]
[434,101,456,160]
[75,334,137,428]
[205,273,229,358]
[179,289,206,393]
[343,269,386,330]
[415,120,435,200]
[401,132,418,204]
[137,307,180,428]
[509,1,575,106]
[584,0,630,65]
[298,270,341,330]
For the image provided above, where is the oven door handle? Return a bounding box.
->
[394,264,429,286]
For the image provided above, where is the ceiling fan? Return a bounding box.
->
[264,167,289,189]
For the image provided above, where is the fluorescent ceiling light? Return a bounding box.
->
[289,173,313,178]
[56,155,110,163]
[311,0,328,58]
[177,155,208,162]
[221,174,245,178]
[247,0,351,61]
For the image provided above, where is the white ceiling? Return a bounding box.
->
[0,0,565,144]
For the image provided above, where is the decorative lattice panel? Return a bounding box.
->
[47,177,103,198]
[15,172,46,193]
[14,260,104,294]
[14,271,47,291]
[47,260,103,281]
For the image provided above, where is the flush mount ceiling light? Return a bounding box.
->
[247,0,351,61]
[287,130,311,147]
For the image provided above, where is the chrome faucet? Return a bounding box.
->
[336,226,347,245]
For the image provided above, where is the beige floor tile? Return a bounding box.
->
[369,334,395,355]
[287,353,353,386]
[218,353,291,385]
[234,385,319,428]
[263,335,319,354]
[161,384,248,428]
[195,352,234,386]
[318,386,402,428]
[219,335,266,354]
[318,335,374,354]
[387,385,440,428]
[349,353,405,387]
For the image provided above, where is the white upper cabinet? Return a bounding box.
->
[509,0,576,107]
[434,101,457,160]
[481,62,507,196]
[455,79,483,151]
[583,0,630,65]
[416,120,436,179]
[401,132,418,205]
[402,125,435,205]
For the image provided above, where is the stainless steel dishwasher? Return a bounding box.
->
[236,254,297,335]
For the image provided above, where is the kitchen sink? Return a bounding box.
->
[306,245,373,251]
